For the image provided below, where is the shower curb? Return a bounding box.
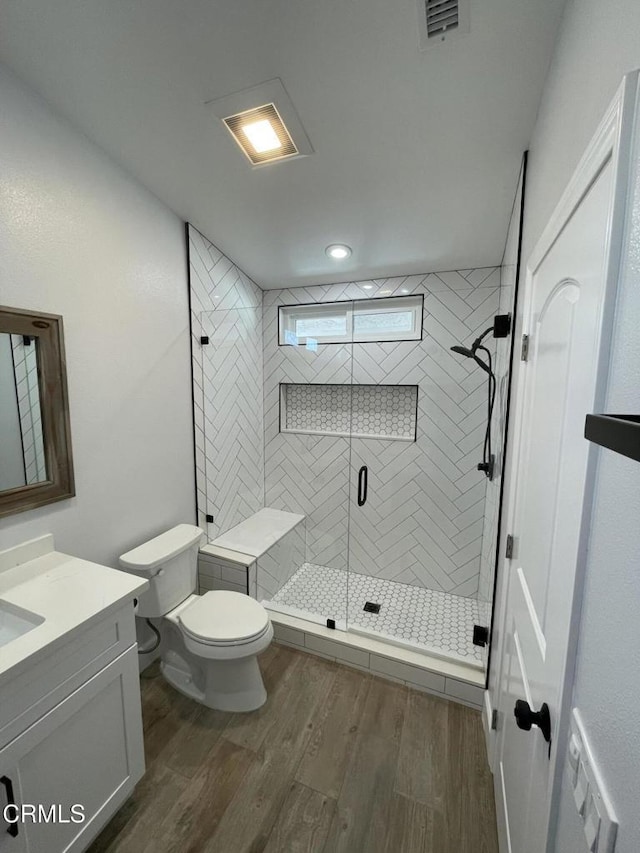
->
[269,611,485,710]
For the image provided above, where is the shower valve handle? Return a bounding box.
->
[477,455,495,480]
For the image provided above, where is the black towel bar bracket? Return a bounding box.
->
[584,414,640,463]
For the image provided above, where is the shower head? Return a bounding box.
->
[450,345,475,358]
[450,343,493,375]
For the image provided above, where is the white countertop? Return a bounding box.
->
[0,535,147,685]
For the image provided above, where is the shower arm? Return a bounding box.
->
[470,326,494,353]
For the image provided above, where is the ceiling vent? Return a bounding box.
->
[417,0,469,49]
[427,0,458,37]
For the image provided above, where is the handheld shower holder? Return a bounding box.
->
[477,455,495,481]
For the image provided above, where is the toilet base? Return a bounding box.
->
[204,655,267,712]
[161,652,267,713]
[161,659,206,705]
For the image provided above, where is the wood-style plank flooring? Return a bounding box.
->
[89,644,499,853]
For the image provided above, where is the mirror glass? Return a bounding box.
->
[0,332,47,491]
[0,305,74,519]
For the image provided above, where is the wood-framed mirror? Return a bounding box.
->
[0,305,74,518]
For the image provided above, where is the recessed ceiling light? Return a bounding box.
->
[326,244,352,260]
[362,285,374,290]
[223,103,297,165]
[242,119,282,154]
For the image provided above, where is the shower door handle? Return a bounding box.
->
[357,466,368,507]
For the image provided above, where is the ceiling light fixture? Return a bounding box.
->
[223,103,297,165]
[208,78,314,168]
[326,244,352,260]
[242,119,282,154]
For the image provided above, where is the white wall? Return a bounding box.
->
[523,0,640,259]
[0,65,195,568]
[487,0,640,849]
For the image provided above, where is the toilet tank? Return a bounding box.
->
[119,524,204,618]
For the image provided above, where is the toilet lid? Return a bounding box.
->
[179,591,270,645]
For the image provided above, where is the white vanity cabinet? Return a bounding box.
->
[0,537,148,853]
[0,647,143,853]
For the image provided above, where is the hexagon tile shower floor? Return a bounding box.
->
[270,563,483,663]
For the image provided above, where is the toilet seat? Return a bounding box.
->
[178,590,270,647]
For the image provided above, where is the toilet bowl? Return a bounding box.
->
[164,591,273,711]
[120,524,273,712]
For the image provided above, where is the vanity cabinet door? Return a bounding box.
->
[0,646,144,853]
[0,772,27,853]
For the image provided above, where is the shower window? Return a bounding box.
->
[278,295,423,346]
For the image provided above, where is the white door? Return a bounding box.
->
[494,75,637,853]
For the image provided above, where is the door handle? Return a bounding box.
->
[357,465,368,507]
[1,776,19,837]
[514,699,551,743]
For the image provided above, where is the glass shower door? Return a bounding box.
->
[258,298,354,629]
[345,306,486,668]
[345,368,425,648]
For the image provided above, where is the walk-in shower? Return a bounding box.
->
[188,165,525,680]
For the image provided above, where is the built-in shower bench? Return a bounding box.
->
[198,507,305,596]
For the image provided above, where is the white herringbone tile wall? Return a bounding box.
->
[256,521,306,601]
[188,224,264,538]
[263,271,500,598]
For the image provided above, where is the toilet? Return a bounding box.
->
[119,524,273,712]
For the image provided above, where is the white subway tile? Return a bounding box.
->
[370,654,445,693]
[199,577,246,595]
[197,559,222,579]
[221,563,248,584]
[305,635,369,668]
[445,678,484,706]
[300,646,336,663]
[371,671,406,686]
[273,624,305,647]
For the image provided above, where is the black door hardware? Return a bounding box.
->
[472,624,489,647]
[514,699,551,744]
[357,465,368,507]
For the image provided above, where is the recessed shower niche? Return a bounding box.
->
[280,383,418,441]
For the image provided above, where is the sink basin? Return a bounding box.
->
[0,600,44,648]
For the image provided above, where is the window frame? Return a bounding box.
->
[278,294,424,346]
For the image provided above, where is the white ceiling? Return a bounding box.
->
[0,0,565,288]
